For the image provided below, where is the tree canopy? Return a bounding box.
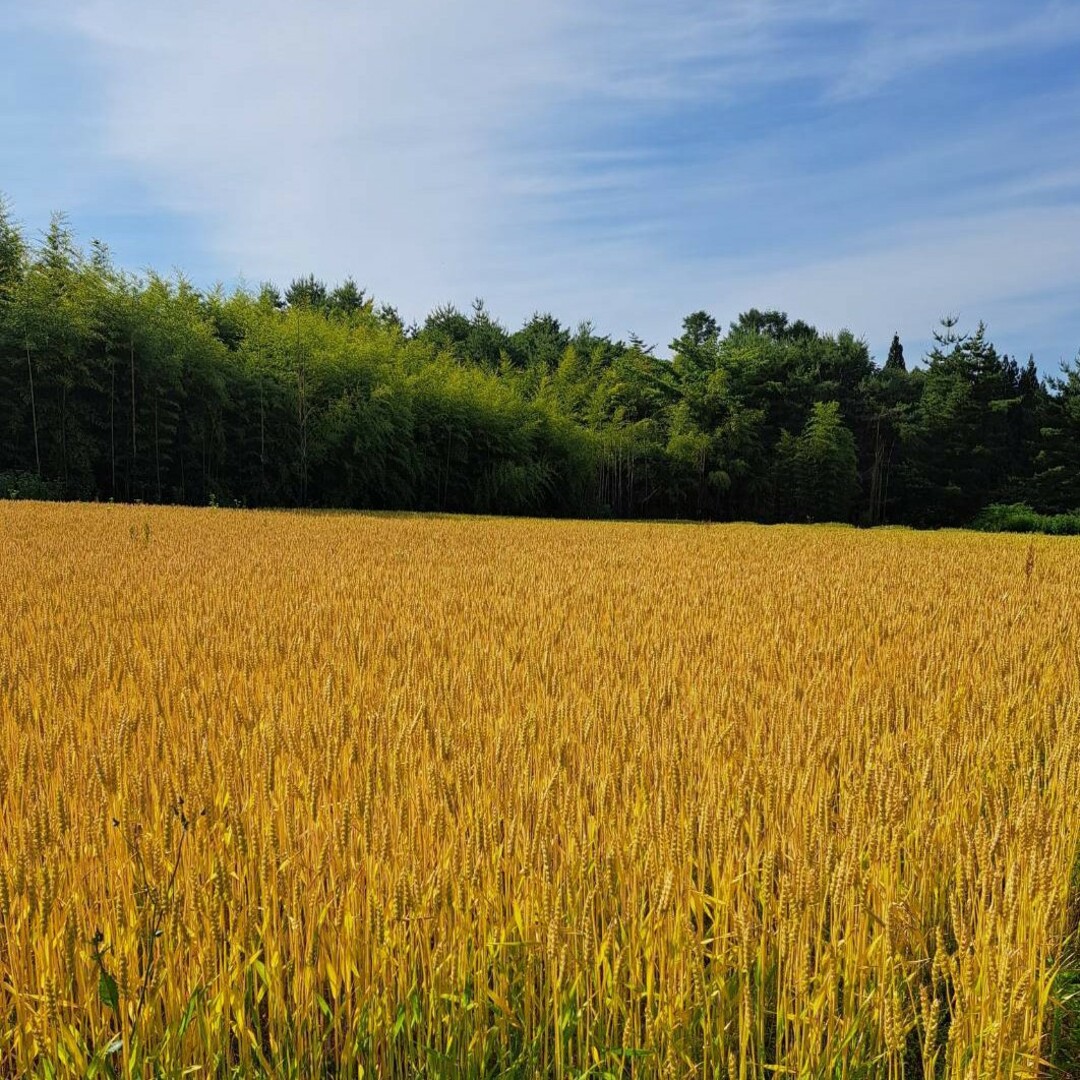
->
[1,202,1077,527]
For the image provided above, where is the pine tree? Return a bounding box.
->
[885,333,906,371]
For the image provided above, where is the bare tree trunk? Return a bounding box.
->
[882,440,895,525]
[443,425,453,510]
[129,334,137,499]
[24,338,40,476]
[868,415,883,525]
[296,310,308,506]
[699,447,707,518]
[110,357,116,497]
[60,381,68,486]
[154,395,162,502]
[617,444,626,516]
[259,377,266,501]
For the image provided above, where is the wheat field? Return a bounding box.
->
[0,502,1077,1078]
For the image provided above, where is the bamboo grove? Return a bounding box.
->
[3,204,1080,527]
[1,502,1078,1076]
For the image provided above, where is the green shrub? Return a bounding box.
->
[0,471,62,501]
[972,503,1080,535]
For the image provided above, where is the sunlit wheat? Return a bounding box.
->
[0,503,1077,1077]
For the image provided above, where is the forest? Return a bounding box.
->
[2,203,1078,527]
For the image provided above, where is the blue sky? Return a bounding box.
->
[3,1,1080,367]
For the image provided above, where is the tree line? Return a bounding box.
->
[2,203,1078,526]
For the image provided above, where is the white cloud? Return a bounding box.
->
[826,2,1080,100]
[44,0,884,291]
[479,204,1080,362]
[713,207,1080,351]
[57,0,582,302]
[30,0,1080,363]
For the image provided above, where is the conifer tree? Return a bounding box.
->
[885,332,906,371]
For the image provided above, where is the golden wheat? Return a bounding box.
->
[0,502,1077,1078]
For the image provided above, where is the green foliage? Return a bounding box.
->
[0,470,61,500]
[795,401,860,523]
[971,503,1080,535]
[885,332,906,372]
[0,200,1078,526]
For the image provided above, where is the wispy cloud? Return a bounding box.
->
[10,0,1080,364]
[825,2,1080,100]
